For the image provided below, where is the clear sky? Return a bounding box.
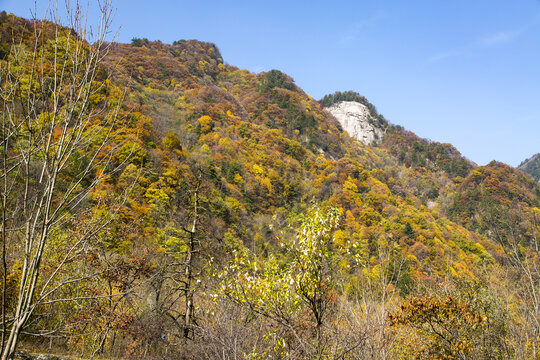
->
[2,0,540,167]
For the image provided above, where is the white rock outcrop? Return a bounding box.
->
[326,101,384,145]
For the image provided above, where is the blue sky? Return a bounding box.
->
[2,0,539,166]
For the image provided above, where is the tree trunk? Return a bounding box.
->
[184,179,200,339]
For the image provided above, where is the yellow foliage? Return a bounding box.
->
[233,173,243,183]
[260,177,273,195]
[453,261,475,279]
[218,136,232,151]
[197,115,213,133]
[334,229,347,248]
[406,254,420,267]
[251,164,264,175]
[226,196,244,215]
[343,176,358,193]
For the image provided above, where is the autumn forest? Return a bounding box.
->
[1,3,540,360]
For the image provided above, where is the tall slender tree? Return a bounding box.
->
[0,1,129,358]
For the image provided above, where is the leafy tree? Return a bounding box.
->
[222,205,340,358]
[389,281,512,359]
[257,69,296,93]
[404,222,415,238]
[290,206,340,344]
[320,90,384,120]
[131,37,149,47]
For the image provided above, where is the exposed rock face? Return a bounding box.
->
[326,101,384,145]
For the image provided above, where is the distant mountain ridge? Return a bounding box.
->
[518,153,540,182]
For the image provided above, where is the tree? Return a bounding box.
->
[221,205,340,358]
[389,280,513,359]
[131,37,149,47]
[0,1,128,358]
[483,202,540,358]
[390,295,485,359]
[257,69,296,93]
[289,205,340,354]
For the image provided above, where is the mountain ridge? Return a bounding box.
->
[518,153,540,182]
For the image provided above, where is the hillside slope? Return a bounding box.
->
[2,14,539,359]
[519,153,540,182]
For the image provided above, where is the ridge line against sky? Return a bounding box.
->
[1,0,539,167]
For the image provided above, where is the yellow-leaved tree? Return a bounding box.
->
[221,205,340,358]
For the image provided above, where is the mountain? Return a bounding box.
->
[2,13,540,359]
[518,153,540,182]
[448,160,540,238]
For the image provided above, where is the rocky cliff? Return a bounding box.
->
[326,101,384,145]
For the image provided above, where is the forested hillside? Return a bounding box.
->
[519,153,540,182]
[1,11,539,360]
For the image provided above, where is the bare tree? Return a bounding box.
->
[484,203,540,358]
[0,1,130,358]
[347,235,403,359]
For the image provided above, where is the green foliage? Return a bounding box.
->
[382,126,474,178]
[518,152,540,182]
[222,205,339,312]
[131,37,149,47]
[404,222,415,238]
[220,206,342,357]
[116,141,147,165]
[290,206,340,311]
[257,69,296,93]
[320,90,380,118]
